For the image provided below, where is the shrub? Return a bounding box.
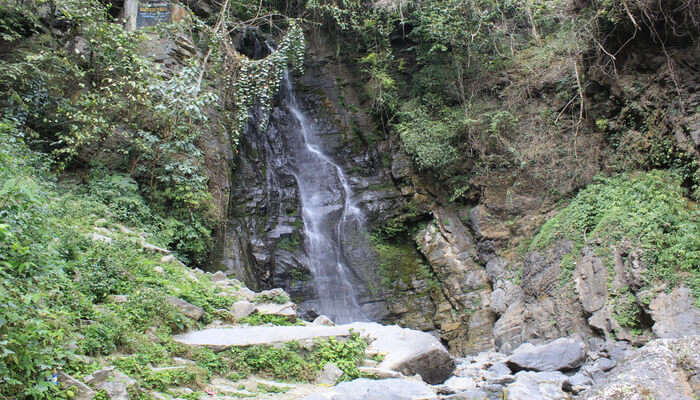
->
[531,170,700,302]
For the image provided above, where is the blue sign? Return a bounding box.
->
[137,1,171,28]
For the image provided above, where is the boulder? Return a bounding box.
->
[649,286,700,338]
[361,359,378,367]
[140,241,169,254]
[173,325,352,351]
[237,287,256,301]
[166,296,204,320]
[507,336,586,372]
[313,315,335,326]
[253,288,289,303]
[231,300,255,320]
[57,372,95,400]
[211,271,227,282]
[585,336,699,400]
[563,372,593,395]
[349,322,456,384]
[357,367,404,379]
[593,357,616,372]
[316,363,344,385]
[85,367,137,400]
[505,371,569,400]
[444,390,489,400]
[254,302,297,321]
[302,378,437,400]
[89,232,112,243]
[441,376,478,392]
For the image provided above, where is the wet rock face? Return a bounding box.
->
[217,30,403,320]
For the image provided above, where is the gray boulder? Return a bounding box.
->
[585,336,699,400]
[316,363,344,385]
[350,322,456,384]
[444,390,489,400]
[173,325,352,351]
[357,367,403,379]
[313,315,335,326]
[507,336,586,372]
[211,271,227,282]
[563,372,593,395]
[166,296,204,320]
[106,295,128,304]
[231,300,255,320]
[254,302,297,322]
[57,372,95,400]
[302,378,437,400]
[85,367,137,400]
[440,376,479,394]
[505,371,569,400]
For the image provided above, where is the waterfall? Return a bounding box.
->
[281,72,367,323]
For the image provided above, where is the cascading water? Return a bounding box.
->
[281,72,367,323]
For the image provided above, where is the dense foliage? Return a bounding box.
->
[228,334,367,382]
[307,0,699,198]
[531,170,700,304]
[0,0,224,266]
[0,122,238,398]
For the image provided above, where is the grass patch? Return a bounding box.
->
[227,334,367,382]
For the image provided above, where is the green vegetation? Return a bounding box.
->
[612,289,645,335]
[228,334,367,382]
[530,170,700,303]
[253,292,291,304]
[237,313,297,326]
[277,234,303,252]
[0,122,239,398]
[0,121,371,397]
[308,0,699,200]
[371,234,439,298]
[0,0,220,266]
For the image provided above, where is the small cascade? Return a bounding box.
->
[282,73,367,323]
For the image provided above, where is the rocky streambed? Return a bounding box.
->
[59,270,699,400]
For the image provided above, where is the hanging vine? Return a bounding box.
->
[232,20,305,135]
[193,1,306,148]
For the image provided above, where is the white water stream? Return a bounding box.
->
[282,74,366,323]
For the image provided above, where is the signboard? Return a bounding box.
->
[137,1,171,28]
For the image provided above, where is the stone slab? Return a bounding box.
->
[173,325,352,350]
